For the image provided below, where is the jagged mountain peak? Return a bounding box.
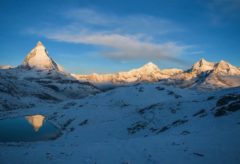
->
[21,41,64,72]
[143,62,158,67]
[215,60,235,70]
[137,62,160,72]
[191,58,215,72]
[121,62,161,76]
[217,60,230,66]
[213,60,240,75]
[199,58,209,65]
[37,41,43,47]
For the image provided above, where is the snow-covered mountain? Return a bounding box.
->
[191,58,215,73]
[20,41,64,72]
[0,41,240,111]
[0,42,100,111]
[73,58,239,90]
[1,41,239,91]
[167,59,240,89]
[73,62,183,89]
[202,61,240,88]
[0,65,14,69]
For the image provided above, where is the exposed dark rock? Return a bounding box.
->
[127,121,148,134]
[0,99,35,111]
[138,103,161,114]
[36,80,52,84]
[214,94,240,117]
[174,94,182,99]
[214,108,227,117]
[70,127,75,132]
[138,87,144,92]
[168,91,174,95]
[155,86,165,91]
[216,94,240,107]
[172,119,188,127]
[62,119,74,130]
[207,96,215,100]
[43,85,60,92]
[79,119,88,126]
[193,152,204,157]
[193,109,206,117]
[63,102,77,109]
[181,130,190,135]
[226,101,240,112]
[163,89,182,98]
[157,126,170,133]
[149,127,158,132]
[33,93,59,101]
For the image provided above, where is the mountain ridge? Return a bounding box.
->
[1,41,240,90]
[73,58,240,89]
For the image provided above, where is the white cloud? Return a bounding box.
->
[30,8,190,63]
[46,32,188,61]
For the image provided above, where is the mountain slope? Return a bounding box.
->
[0,42,100,111]
[164,59,240,89]
[0,41,240,109]
[73,58,239,90]
[191,58,215,73]
[203,61,240,88]
[21,41,64,72]
[0,65,14,69]
[1,41,239,90]
[1,82,239,163]
[73,62,183,88]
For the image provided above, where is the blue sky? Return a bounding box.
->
[0,0,240,74]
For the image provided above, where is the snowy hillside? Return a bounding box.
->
[0,82,239,163]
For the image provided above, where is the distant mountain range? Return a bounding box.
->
[73,59,240,89]
[1,41,240,91]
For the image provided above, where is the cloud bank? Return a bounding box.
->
[47,32,187,61]
[31,8,190,63]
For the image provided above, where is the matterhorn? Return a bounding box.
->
[21,41,64,72]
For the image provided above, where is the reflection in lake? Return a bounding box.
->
[0,114,62,142]
[26,115,45,132]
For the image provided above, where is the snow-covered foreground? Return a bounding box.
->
[0,82,240,164]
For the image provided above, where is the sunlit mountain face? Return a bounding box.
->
[0,0,240,164]
[4,41,239,90]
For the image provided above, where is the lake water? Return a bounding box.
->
[0,114,62,142]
